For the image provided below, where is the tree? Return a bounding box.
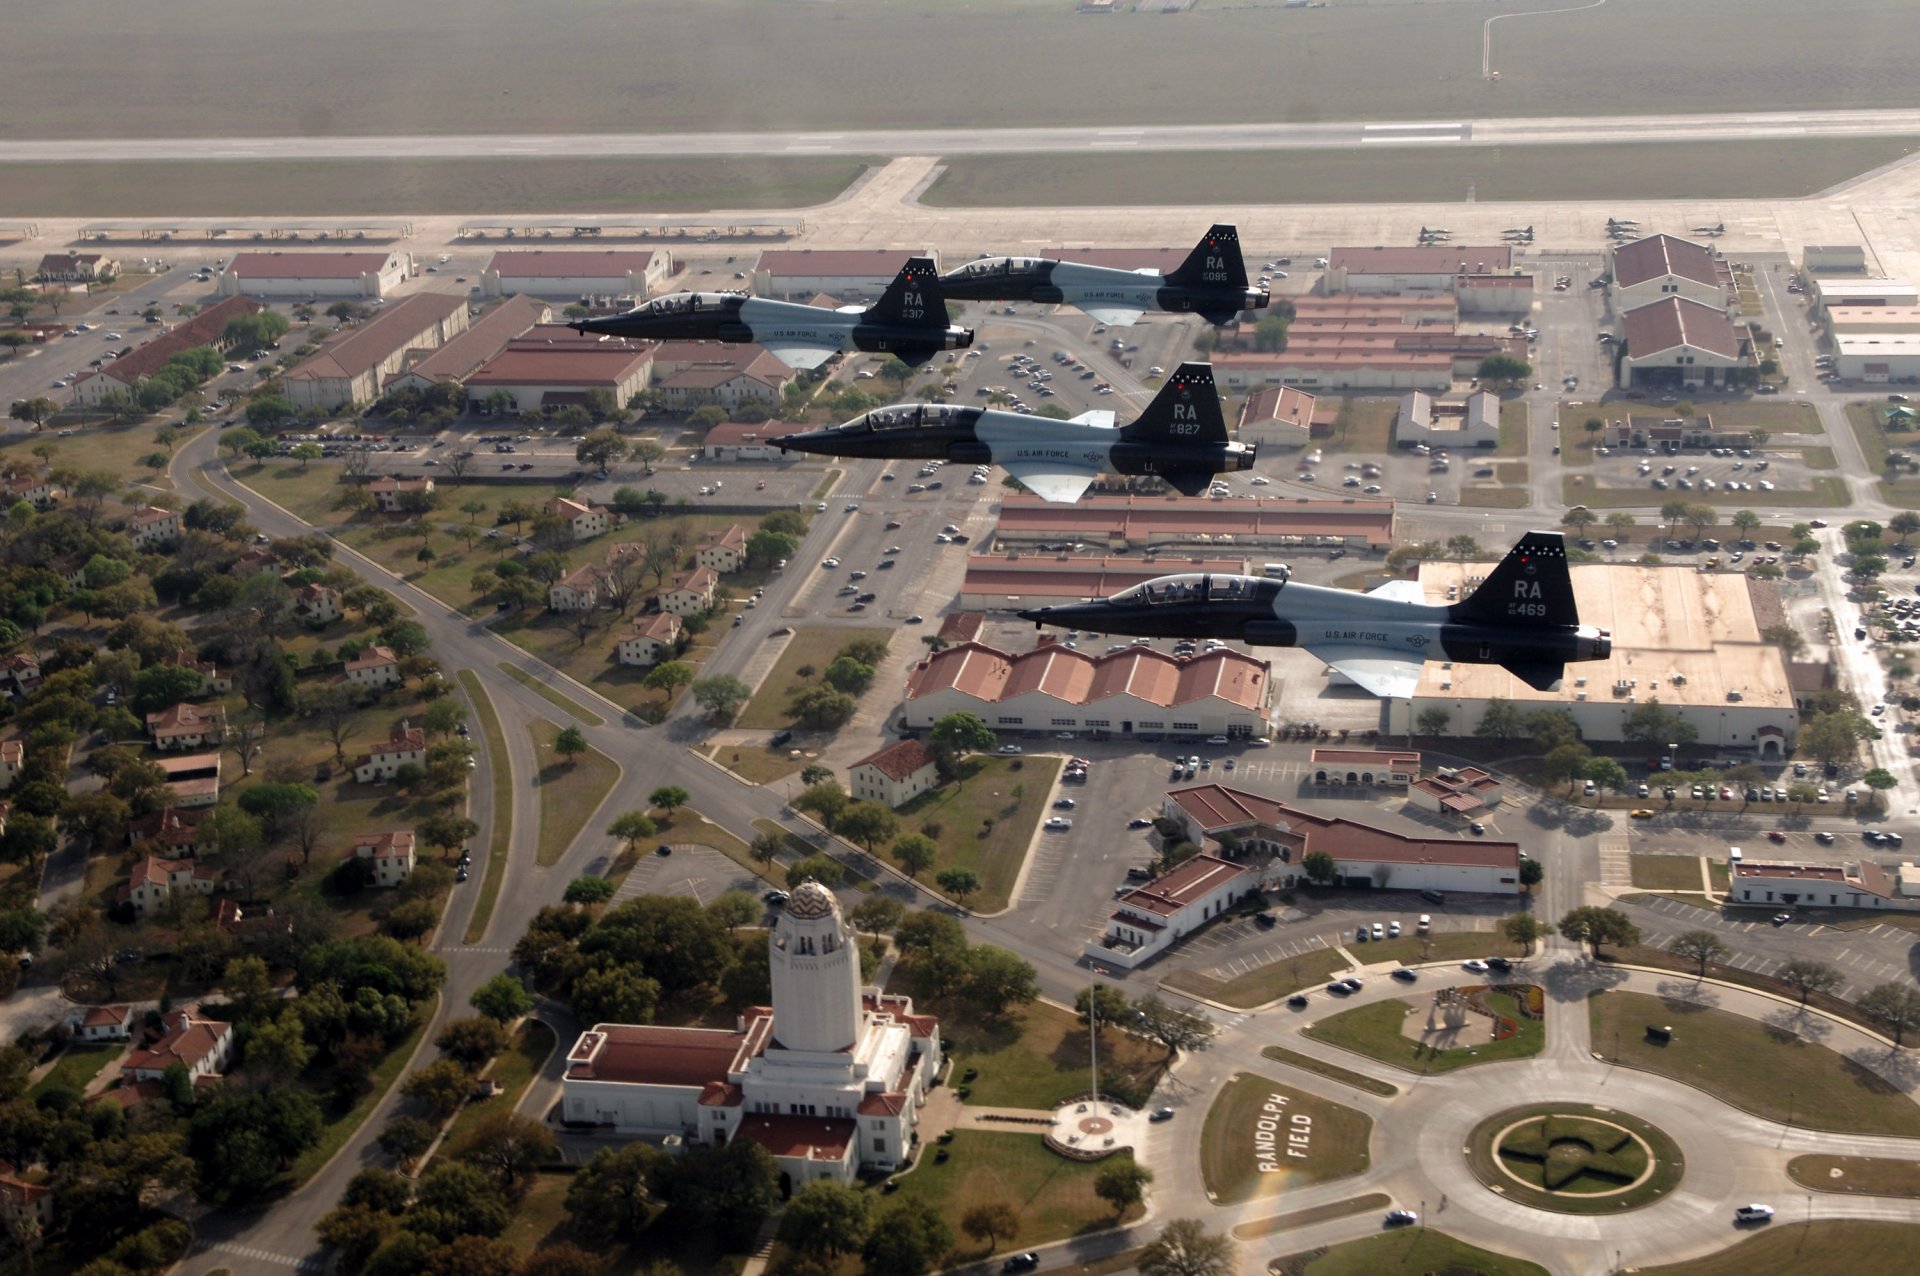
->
[1473,698,1526,741]
[1139,1218,1234,1276]
[690,673,751,722]
[563,877,616,908]
[437,1015,510,1069]
[1562,507,1597,533]
[849,894,905,943]
[1863,768,1898,806]
[380,620,432,658]
[607,811,657,856]
[838,802,899,854]
[237,780,317,836]
[929,711,997,779]
[1076,984,1132,1035]
[1582,756,1629,797]
[377,1116,438,1172]
[1802,711,1870,766]
[935,866,982,908]
[1414,706,1452,739]
[1779,958,1844,1006]
[1518,857,1545,888]
[1545,742,1594,792]
[1761,624,1807,660]
[707,890,760,932]
[662,1136,780,1235]
[1094,1160,1154,1216]
[575,430,625,470]
[788,683,857,729]
[1445,533,1482,561]
[553,725,588,768]
[1133,995,1217,1058]
[786,854,846,890]
[1668,929,1731,977]
[1892,510,1920,545]
[565,1142,671,1243]
[859,1200,952,1276]
[648,785,689,817]
[779,1180,872,1261]
[1301,850,1336,885]
[1557,905,1641,959]
[401,1059,474,1120]
[1477,354,1531,389]
[796,780,849,832]
[642,659,694,695]
[1858,983,1920,1045]
[627,438,666,473]
[1499,912,1548,952]
[892,832,938,879]
[454,1109,558,1190]
[1619,697,1699,749]
[961,1200,1021,1252]
[8,398,58,432]
[471,972,533,1023]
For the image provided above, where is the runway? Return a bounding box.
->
[9,107,1920,163]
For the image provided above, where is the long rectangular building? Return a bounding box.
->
[282,292,469,410]
[959,554,1248,611]
[218,250,410,298]
[481,249,674,300]
[993,494,1394,555]
[70,294,262,407]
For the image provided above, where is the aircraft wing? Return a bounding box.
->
[1306,645,1424,699]
[1082,306,1145,326]
[1003,461,1095,504]
[1068,410,1116,430]
[762,343,840,371]
[1366,580,1426,604]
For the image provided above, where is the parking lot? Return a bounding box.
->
[1622,891,1920,1002]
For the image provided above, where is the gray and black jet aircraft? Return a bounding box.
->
[937,225,1268,326]
[1017,531,1610,697]
[776,362,1251,501]
[568,257,969,368]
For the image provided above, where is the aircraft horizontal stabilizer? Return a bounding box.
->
[1068,410,1117,430]
[1311,647,1422,699]
[1160,469,1214,497]
[1083,306,1145,326]
[763,344,837,371]
[1366,580,1426,604]
[1501,659,1565,691]
[1005,464,1095,504]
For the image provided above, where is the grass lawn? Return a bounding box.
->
[492,597,739,721]
[709,741,807,786]
[1258,1046,1398,1097]
[1460,481,1531,509]
[1631,854,1708,891]
[1315,397,1398,455]
[1493,402,1528,457]
[29,1044,120,1099]
[1360,931,1506,968]
[0,420,207,494]
[1634,1221,1920,1276]
[885,1132,1144,1262]
[1162,946,1349,1011]
[291,1005,433,1183]
[1589,991,1920,1136]
[1305,987,1544,1074]
[1230,1193,1389,1240]
[457,671,514,945]
[1790,1154,1920,1198]
[750,819,877,893]
[441,1020,557,1155]
[1846,407,1920,505]
[528,719,620,868]
[1200,1072,1372,1203]
[893,755,1062,913]
[945,1000,1167,1112]
[496,661,606,726]
[1466,1103,1684,1214]
[1274,1229,1548,1276]
[737,626,893,729]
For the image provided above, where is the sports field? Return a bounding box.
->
[6,0,1917,139]
[924,138,1920,208]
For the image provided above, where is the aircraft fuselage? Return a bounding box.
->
[941,259,1266,322]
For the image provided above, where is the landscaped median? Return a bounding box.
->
[529,719,619,867]
[458,671,513,944]
[1273,1228,1548,1276]
[1632,1221,1920,1276]
[1303,984,1545,1073]
[1466,1103,1684,1214]
[1789,1154,1920,1198]
[1199,1072,1372,1204]
[1162,946,1350,1010]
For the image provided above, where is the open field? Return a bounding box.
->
[528,719,619,868]
[1846,406,1920,505]
[458,673,514,944]
[895,755,1060,913]
[1305,987,1544,1073]
[1790,1154,1920,1198]
[0,158,869,219]
[1317,397,1398,455]
[929,137,1920,208]
[11,0,1920,139]
[738,626,893,729]
[0,421,205,492]
[1163,946,1350,1011]
[1200,1072,1372,1203]
[1632,853,1708,891]
[1274,1229,1548,1276]
[945,999,1166,1112]
[1635,1221,1920,1276]
[1589,991,1920,1136]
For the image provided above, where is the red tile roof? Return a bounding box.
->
[1610,234,1721,290]
[466,342,654,388]
[146,701,224,738]
[1168,784,1521,869]
[286,292,466,381]
[123,1009,230,1076]
[1621,297,1745,361]
[854,739,937,783]
[857,1092,907,1116]
[1115,853,1249,919]
[349,830,415,861]
[908,641,1267,712]
[566,1023,748,1087]
[627,612,682,643]
[81,1004,134,1028]
[736,1113,854,1161]
[345,645,399,669]
[703,420,808,447]
[994,493,1395,548]
[91,295,264,387]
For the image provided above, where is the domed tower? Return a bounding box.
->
[768,879,864,1053]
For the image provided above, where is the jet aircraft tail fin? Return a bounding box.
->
[1120,363,1228,448]
[1449,531,1580,629]
[864,257,949,331]
[1165,224,1249,290]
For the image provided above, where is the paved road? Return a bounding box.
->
[16,108,1920,162]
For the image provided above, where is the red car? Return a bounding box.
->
[1767,830,1787,843]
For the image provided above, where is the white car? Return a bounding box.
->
[1250,475,1269,485]
[1044,816,1073,830]
[998,744,1023,755]
[1734,1204,1774,1224]
[1462,959,1491,973]
[822,557,840,568]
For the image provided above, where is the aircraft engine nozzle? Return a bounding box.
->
[1576,626,1612,662]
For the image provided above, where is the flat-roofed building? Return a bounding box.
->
[1608,234,1733,314]
[1600,413,1755,452]
[1308,747,1420,788]
[1327,245,1516,295]
[1236,386,1316,448]
[1803,245,1869,275]
[1834,333,1920,383]
[902,640,1271,739]
[752,249,935,301]
[382,294,550,395]
[1389,562,1797,755]
[993,494,1394,556]
[482,249,673,300]
[1409,766,1503,815]
[1810,277,1919,315]
[1730,858,1920,912]
[702,419,809,461]
[218,250,410,298]
[284,292,469,410]
[70,294,265,407]
[1162,783,1523,895]
[1392,389,1500,450]
[1088,853,1254,969]
[1825,305,1920,336]
[1619,297,1754,390]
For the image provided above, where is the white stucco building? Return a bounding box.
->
[482,249,673,300]
[560,881,943,1185]
[849,740,940,809]
[1086,853,1255,970]
[1729,858,1920,913]
[1391,389,1500,450]
[616,612,682,667]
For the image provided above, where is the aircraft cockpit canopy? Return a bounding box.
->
[629,291,737,316]
[844,403,962,432]
[954,256,1044,277]
[1110,574,1272,606]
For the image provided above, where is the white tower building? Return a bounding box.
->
[768,880,863,1053]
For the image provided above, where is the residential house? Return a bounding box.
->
[118,854,218,916]
[657,567,718,617]
[343,645,402,689]
[548,563,610,613]
[346,831,417,887]
[146,702,227,751]
[849,740,940,809]
[293,582,342,625]
[126,506,181,551]
[547,496,613,542]
[366,475,435,513]
[154,754,221,810]
[164,650,231,695]
[0,1160,54,1231]
[0,738,22,788]
[72,1004,136,1042]
[696,524,749,574]
[230,547,277,576]
[2,474,62,508]
[616,612,682,667]
[352,722,427,783]
[127,806,208,857]
[121,1009,234,1083]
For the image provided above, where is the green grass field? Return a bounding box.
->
[29,1044,120,1099]
[1631,854,1708,891]
[1276,1229,1548,1276]
[1634,1221,1920,1276]
[1162,946,1350,1011]
[738,626,894,730]
[945,1000,1166,1112]
[528,719,619,868]
[895,755,1060,913]
[1359,930,1507,968]
[1305,987,1544,1074]
[1789,1154,1920,1199]
[1258,1046,1398,1098]
[1590,991,1920,1136]
[0,421,206,495]
[1846,407,1920,506]
[16,0,1917,139]
[1200,1073,1372,1203]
